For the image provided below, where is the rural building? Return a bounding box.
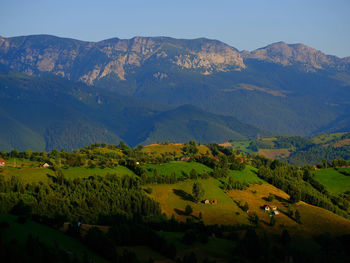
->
[271,206,277,211]
[203,199,210,204]
[40,163,51,168]
[211,200,218,205]
[0,159,5,167]
[274,210,280,215]
[263,204,271,211]
[181,157,190,162]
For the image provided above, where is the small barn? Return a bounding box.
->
[211,200,218,205]
[271,206,277,211]
[203,199,210,204]
[0,159,5,167]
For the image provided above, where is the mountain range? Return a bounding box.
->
[0,34,349,151]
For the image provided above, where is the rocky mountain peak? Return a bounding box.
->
[243,41,345,71]
[0,35,246,84]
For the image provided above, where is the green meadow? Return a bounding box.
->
[143,161,212,178]
[230,140,254,153]
[227,165,265,184]
[2,166,135,184]
[147,178,249,225]
[314,168,350,194]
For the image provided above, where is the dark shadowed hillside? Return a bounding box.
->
[0,70,268,151]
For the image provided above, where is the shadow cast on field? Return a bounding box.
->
[174,208,199,220]
[173,189,194,202]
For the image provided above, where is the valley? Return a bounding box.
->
[1,142,350,262]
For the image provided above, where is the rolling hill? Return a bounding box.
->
[0,71,268,151]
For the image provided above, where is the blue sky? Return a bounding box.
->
[0,0,349,57]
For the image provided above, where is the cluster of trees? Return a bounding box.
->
[0,232,88,263]
[222,176,250,190]
[289,145,350,166]
[0,173,161,225]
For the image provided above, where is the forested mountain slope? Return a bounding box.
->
[1,35,350,135]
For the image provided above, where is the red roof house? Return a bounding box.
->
[0,159,5,167]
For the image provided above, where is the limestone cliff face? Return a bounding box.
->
[243,41,348,71]
[0,35,245,84]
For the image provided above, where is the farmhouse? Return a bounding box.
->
[263,204,279,214]
[40,163,51,168]
[181,157,190,162]
[202,199,218,205]
[263,204,271,211]
[0,159,5,167]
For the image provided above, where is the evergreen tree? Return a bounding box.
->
[242,202,249,212]
[192,182,205,202]
[185,205,193,215]
[189,169,198,179]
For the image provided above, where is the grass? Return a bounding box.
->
[258,148,291,159]
[3,157,40,168]
[143,161,212,178]
[141,143,212,157]
[148,176,350,237]
[226,184,350,236]
[312,132,346,144]
[227,165,266,184]
[333,138,350,148]
[147,178,249,225]
[314,168,350,194]
[2,166,135,184]
[230,140,254,154]
[0,214,105,262]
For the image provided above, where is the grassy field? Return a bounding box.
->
[229,140,254,154]
[314,168,350,194]
[0,214,105,262]
[147,178,249,225]
[2,157,41,168]
[311,132,346,144]
[258,148,291,159]
[333,138,350,148]
[227,165,265,184]
[1,166,135,184]
[226,184,350,236]
[143,161,212,178]
[141,143,212,157]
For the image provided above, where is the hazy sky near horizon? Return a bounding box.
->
[0,0,349,57]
